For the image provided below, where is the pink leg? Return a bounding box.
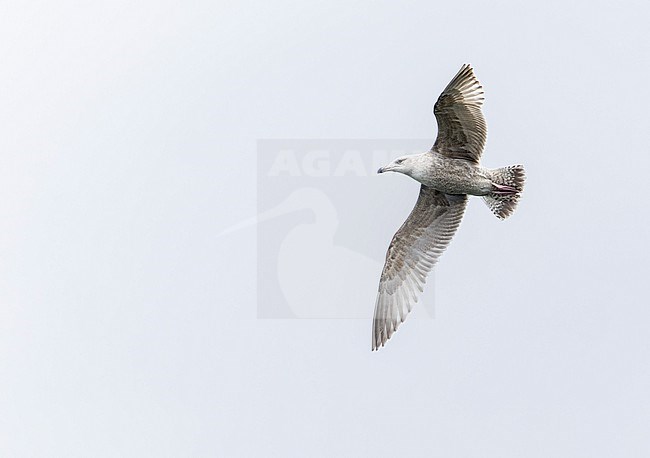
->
[492,183,518,195]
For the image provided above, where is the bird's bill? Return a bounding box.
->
[378,158,405,174]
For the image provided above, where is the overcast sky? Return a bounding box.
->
[1,1,649,457]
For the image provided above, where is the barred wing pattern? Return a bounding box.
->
[432,64,487,164]
[372,187,468,350]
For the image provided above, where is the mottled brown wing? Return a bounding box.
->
[432,64,487,164]
[372,186,468,350]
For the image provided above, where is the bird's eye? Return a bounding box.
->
[396,159,404,164]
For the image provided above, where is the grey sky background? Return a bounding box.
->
[2,1,650,456]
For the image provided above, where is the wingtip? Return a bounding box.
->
[371,336,380,351]
[372,332,385,351]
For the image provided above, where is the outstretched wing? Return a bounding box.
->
[372,186,468,350]
[432,64,487,164]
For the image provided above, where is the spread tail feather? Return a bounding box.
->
[483,165,525,219]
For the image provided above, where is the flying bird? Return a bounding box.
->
[372,64,525,350]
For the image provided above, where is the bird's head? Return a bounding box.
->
[377,154,419,176]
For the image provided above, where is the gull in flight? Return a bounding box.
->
[373,64,525,350]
